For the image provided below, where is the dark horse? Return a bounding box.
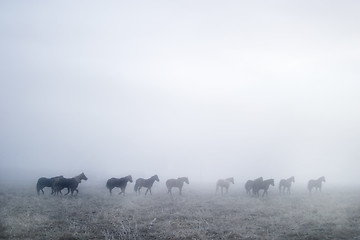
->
[134,175,159,195]
[166,177,189,195]
[245,177,263,195]
[53,173,88,195]
[106,175,133,195]
[253,178,274,197]
[308,176,326,193]
[216,177,234,195]
[279,176,295,195]
[36,175,63,195]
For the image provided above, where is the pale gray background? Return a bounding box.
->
[1,1,359,187]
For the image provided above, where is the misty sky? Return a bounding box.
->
[0,1,359,186]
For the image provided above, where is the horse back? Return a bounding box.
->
[166,179,181,188]
[56,178,78,190]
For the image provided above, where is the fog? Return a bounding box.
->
[0,1,359,187]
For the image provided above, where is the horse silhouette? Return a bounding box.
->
[106,175,133,195]
[216,177,234,195]
[134,175,159,195]
[166,177,189,195]
[36,175,63,195]
[279,176,295,195]
[253,178,274,197]
[53,173,88,195]
[245,177,263,195]
[308,176,326,193]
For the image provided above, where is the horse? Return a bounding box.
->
[53,173,88,195]
[166,177,189,195]
[253,178,274,197]
[279,176,295,195]
[134,175,159,195]
[36,175,63,195]
[106,175,133,195]
[245,177,263,195]
[216,177,234,195]
[308,176,326,193]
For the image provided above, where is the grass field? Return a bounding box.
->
[1,184,360,240]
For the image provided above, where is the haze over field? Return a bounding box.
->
[0,1,359,186]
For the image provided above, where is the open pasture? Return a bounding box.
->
[1,185,360,240]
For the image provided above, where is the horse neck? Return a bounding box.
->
[74,175,82,183]
[265,180,273,186]
[149,177,157,184]
[226,178,233,183]
[179,178,186,183]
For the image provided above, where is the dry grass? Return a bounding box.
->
[1,185,360,240]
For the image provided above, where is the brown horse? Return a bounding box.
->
[308,176,326,193]
[134,175,160,195]
[36,175,63,195]
[106,175,133,195]
[166,177,189,195]
[253,178,274,197]
[53,173,88,195]
[245,177,263,195]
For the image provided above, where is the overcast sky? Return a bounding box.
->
[0,1,359,186]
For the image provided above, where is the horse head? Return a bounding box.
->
[320,176,326,182]
[127,175,133,183]
[180,177,189,184]
[227,177,234,184]
[270,179,275,186]
[153,175,160,182]
[185,177,189,184]
[80,172,88,181]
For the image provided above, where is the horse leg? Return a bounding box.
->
[65,188,70,195]
[41,188,44,195]
[71,188,78,195]
[145,188,149,195]
[263,189,268,197]
[179,187,182,195]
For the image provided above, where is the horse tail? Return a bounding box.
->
[36,182,40,195]
[36,178,43,195]
[134,181,139,192]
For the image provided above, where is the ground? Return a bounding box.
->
[1,185,360,240]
